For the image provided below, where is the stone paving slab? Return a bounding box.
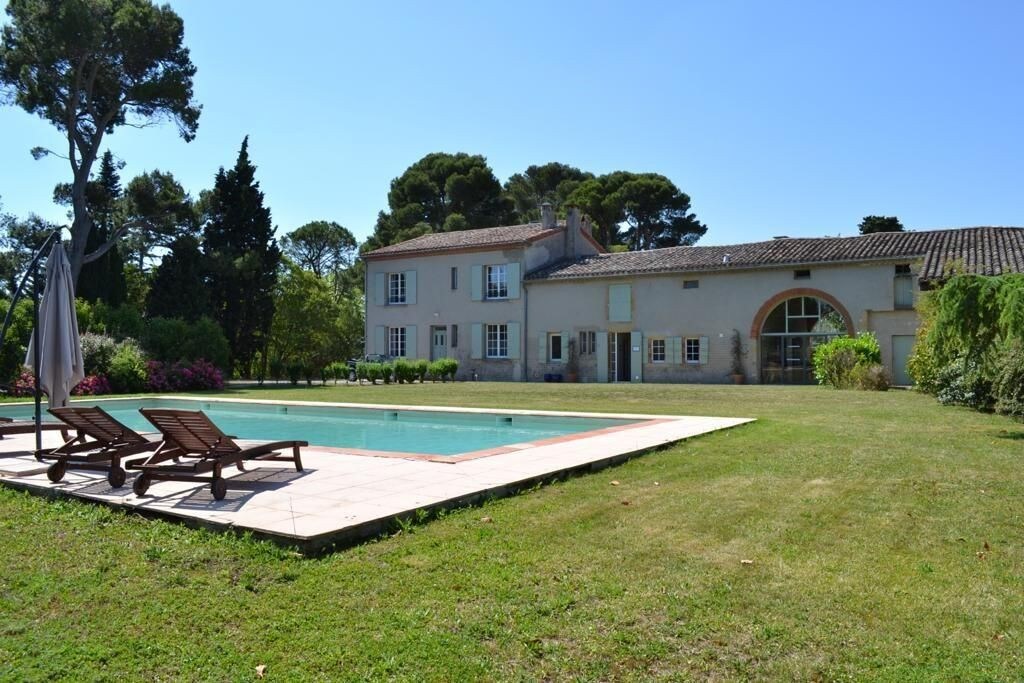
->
[0,403,753,554]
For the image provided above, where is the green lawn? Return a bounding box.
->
[2,383,1022,680]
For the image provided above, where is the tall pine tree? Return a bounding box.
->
[203,138,280,374]
[75,151,128,305]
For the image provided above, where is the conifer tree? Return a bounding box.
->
[76,151,128,305]
[202,137,280,374]
[145,234,209,321]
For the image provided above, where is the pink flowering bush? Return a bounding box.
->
[147,359,224,392]
[10,369,37,397]
[72,374,112,396]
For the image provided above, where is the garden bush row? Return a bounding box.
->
[354,358,458,384]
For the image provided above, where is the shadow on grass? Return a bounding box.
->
[996,429,1024,441]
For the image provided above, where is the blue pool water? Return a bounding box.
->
[3,398,636,456]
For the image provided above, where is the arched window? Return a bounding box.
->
[760,296,845,384]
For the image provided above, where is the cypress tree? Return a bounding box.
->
[77,151,128,305]
[202,137,280,374]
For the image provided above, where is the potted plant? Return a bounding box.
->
[729,329,746,384]
[566,338,579,382]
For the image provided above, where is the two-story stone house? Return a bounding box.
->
[363,212,1024,384]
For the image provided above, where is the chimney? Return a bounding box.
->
[540,202,556,229]
[565,207,580,256]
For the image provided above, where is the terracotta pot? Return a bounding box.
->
[730,373,745,385]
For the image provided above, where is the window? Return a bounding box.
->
[486,324,508,358]
[486,265,508,299]
[894,264,914,309]
[549,333,563,362]
[451,324,458,348]
[650,338,666,363]
[683,280,699,289]
[793,269,811,280]
[388,326,406,357]
[388,272,406,304]
[685,338,700,364]
[450,266,458,290]
[579,330,596,355]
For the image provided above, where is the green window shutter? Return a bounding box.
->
[507,322,521,359]
[609,284,632,322]
[630,331,643,382]
[471,265,483,301]
[507,262,521,299]
[471,323,483,359]
[595,331,608,383]
[405,325,417,358]
[374,273,386,306]
[670,336,682,364]
[699,336,710,365]
[538,333,547,363]
[560,330,569,363]
[374,326,386,355]
[405,270,417,305]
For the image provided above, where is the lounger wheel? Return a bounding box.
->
[132,474,151,497]
[108,466,126,488]
[46,461,66,483]
[211,478,227,501]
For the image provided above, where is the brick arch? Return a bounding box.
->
[749,288,855,339]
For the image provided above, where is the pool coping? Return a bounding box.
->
[0,398,755,554]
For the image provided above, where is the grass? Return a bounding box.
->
[1,382,1022,680]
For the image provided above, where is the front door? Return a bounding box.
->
[431,326,447,360]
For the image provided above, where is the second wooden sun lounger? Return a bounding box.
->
[128,408,306,500]
[37,406,159,487]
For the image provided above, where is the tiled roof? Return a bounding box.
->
[525,227,1024,282]
[363,222,561,258]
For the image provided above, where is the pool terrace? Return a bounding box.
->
[0,397,752,554]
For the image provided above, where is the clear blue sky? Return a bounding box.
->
[1,0,1022,246]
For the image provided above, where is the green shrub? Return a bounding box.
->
[92,302,144,341]
[326,361,348,384]
[936,354,993,410]
[850,363,890,391]
[80,332,119,376]
[429,357,458,382]
[355,362,370,382]
[107,340,148,393]
[365,362,382,383]
[286,362,303,385]
[427,360,445,382]
[813,333,882,389]
[141,317,230,371]
[393,359,422,383]
[0,298,34,383]
[993,342,1024,420]
[414,359,430,382]
[380,361,394,384]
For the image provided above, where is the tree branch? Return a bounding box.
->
[80,218,148,264]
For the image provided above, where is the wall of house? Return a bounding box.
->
[525,258,922,384]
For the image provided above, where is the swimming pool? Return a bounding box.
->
[3,398,641,457]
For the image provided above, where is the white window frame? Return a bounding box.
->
[486,323,508,358]
[549,333,563,362]
[485,264,508,300]
[388,272,406,304]
[388,326,406,358]
[685,337,700,364]
[650,338,666,363]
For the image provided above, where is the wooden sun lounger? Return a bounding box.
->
[128,408,306,501]
[36,406,159,487]
[0,415,70,441]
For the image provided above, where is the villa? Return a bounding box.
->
[363,207,1024,385]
